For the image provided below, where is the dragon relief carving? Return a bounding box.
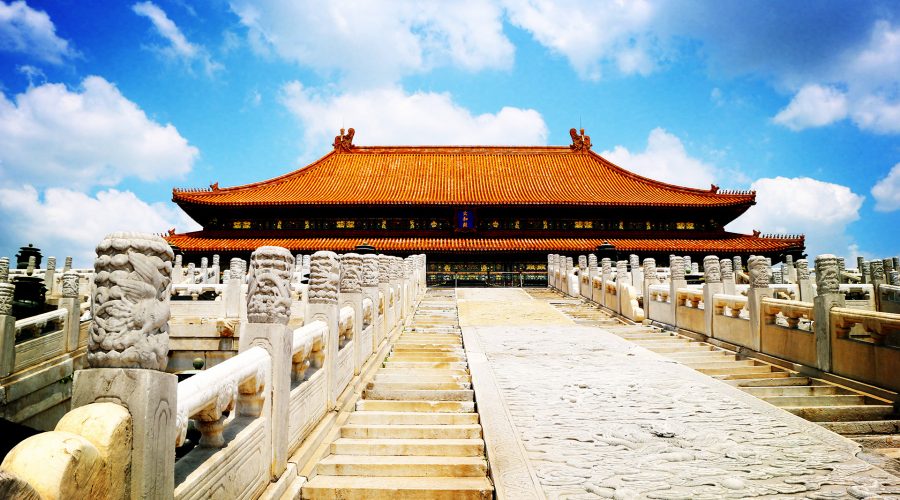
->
[340,253,363,293]
[748,256,771,288]
[0,257,8,283]
[670,256,685,281]
[0,283,13,316]
[720,258,734,280]
[378,255,391,284]
[247,246,293,324]
[796,259,810,280]
[815,254,840,294]
[703,256,722,284]
[308,251,339,305]
[361,254,379,287]
[89,232,174,370]
[62,272,78,298]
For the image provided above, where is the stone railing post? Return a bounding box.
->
[0,283,15,377]
[547,254,554,289]
[378,255,393,335]
[588,254,599,303]
[306,251,341,408]
[629,254,642,288]
[240,246,294,479]
[200,257,209,284]
[211,254,220,285]
[600,258,612,307]
[703,256,723,337]
[784,254,796,283]
[403,257,414,317]
[797,259,813,301]
[225,258,242,318]
[642,258,656,310]
[0,257,9,283]
[669,256,686,323]
[554,254,563,290]
[390,257,404,324]
[720,258,736,295]
[615,260,628,313]
[44,256,56,295]
[813,255,844,372]
[361,254,381,350]
[172,254,183,284]
[340,253,365,374]
[60,272,82,351]
[578,255,588,299]
[747,255,773,351]
[71,232,177,499]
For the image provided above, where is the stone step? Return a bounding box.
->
[714,371,790,381]
[393,342,463,348]
[374,374,471,384]
[387,355,466,362]
[665,354,736,364]
[696,365,776,376]
[682,360,758,369]
[302,475,493,499]
[391,347,464,353]
[819,420,900,435]
[383,361,469,370]
[331,438,484,457]
[364,389,475,402]
[726,376,810,387]
[784,405,896,422]
[341,424,482,439]
[851,435,900,448]
[316,455,488,477]
[741,385,842,397]
[348,411,480,426]
[369,381,471,391]
[762,394,866,407]
[645,345,715,353]
[665,349,732,358]
[356,400,476,413]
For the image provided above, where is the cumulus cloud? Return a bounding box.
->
[727,176,865,259]
[0,185,201,267]
[601,128,718,189]
[871,163,900,212]
[0,0,76,64]
[503,0,657,80]
[0,76,198,189]
[280,83,547,156]
[773,84,848,130]
[230,0,513,85]
[133,1,222,76]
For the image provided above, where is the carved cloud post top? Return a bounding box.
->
[703,256,721,284]
[247,246,294,324]
[62,272,78,298]
[748,256,770,289]
[815,254,840,294]
[643,258,656,280]
[720,258,734,280]
[884,258,894,273]
[566,257,574,271]
[588,254,598,272]
[200,257,208,268]
[403,258,413,279]
[682,256,691,273]
[615,260,628,281]
[893,257,900,271]
[340,253,363,293]
[796,259,810,280]
[772,269,783,284]
[0,283,13,316]
[377,254,391,284]
[229,257,242,278]
[361,254,379,287]
[733,256,743,273]
[890,270,900,286]
[63,256,73,272]
[174,254,182,267]
[670,256,685,281]
[47,256,56,271]
[26,256,35,276]
[785,254,793,266]
[389,256,402,281]
[89,232,174,371]
[629,254,640,270]
[871,260,885,281]
[212,254,220,267]
[578,255,587,270]
[837,257,846,274]
[309,251,339,305]
[0,257,8,283]
[601,258,611,274]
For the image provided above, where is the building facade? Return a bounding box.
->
[166,128,804,285]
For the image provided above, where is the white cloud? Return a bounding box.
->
[503,0,656,80]
[601,128,718,189]
[727,176,865,259]
[280,83,547,156]
[0,76,198,189]
[230,0,513,85]
[871,163,900,212]
[0,185,201,267]
[133,1,222,76]
[773,84,848,131]
[0,0,75,64]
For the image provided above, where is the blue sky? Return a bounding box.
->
[0,0,898,265]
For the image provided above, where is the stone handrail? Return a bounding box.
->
[292,320,326,382]
[362,297,374,327]
[175,345,269,447]
[171,283,225,299]
[649,284,669,302]
[676,287,703,309]
[831,307,900,346]
[761,297,813,330]
[14,309,67,337]
[712,293,748,319]
[339,305,354,346]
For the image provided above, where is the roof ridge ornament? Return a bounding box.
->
[333,127,355,152]
[569,127,591,152]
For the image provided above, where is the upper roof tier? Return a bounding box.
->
[172,128,756,208]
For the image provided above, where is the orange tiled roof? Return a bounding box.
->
[164,233,803,254]
[172,146,755,208]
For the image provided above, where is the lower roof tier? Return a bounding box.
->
[165,232,804,255]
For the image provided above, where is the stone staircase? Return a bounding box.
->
[531,288,900,476]
[302,289,493,499]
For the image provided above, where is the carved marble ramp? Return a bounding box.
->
[535,289,900,480]
[461,288,900,498]
[302,289,492,499]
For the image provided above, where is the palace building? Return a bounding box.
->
[166,128,804,285]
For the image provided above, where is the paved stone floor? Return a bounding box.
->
[459,288,900,499]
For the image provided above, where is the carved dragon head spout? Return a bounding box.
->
[89,232,174,371]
